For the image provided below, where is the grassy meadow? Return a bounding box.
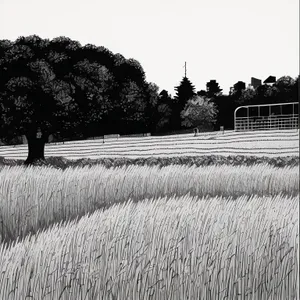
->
[0,129,299,299]
[0,129,299,160]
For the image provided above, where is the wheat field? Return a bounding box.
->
[0,129,299,299]
[0,194,298,300]
[0,163,298,244]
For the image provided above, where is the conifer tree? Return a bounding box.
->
[174,76,196,111]
[172,77,196,129]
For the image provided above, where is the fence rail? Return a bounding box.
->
[234,102,299,131]
[235,115,299,131]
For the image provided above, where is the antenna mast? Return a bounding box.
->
[184,61,187,77]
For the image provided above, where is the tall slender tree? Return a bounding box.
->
[174,77,196,110]
[173,77,196,129]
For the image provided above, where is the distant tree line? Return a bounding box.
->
[0,35,298,163]
[169,76,299,132]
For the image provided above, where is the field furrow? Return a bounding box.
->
[0,130,298,159]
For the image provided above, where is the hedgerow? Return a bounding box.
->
[0,155,298,170]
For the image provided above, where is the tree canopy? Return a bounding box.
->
[0,35,159,163]
[206,80,222,98]
[181,96,218,130]
[235,76,298,106]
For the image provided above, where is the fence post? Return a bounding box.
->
[247,107,249,130]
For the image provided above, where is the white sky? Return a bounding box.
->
[0,0,299,95]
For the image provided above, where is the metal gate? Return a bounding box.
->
[234,102,299,131]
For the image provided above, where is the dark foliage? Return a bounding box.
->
[0,155,298,170]
[172,77,196,129]
[206,80,222,98]
[0,35,160,163]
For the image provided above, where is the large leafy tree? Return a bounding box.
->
[181,96,218,130]
[0,35,156,163]
[0,36,114,163]
[0,36,72,163]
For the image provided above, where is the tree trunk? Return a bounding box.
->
[24,133,48,165]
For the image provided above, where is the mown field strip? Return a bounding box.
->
[1,147,299,159]
[0,129,297,150]
[47,130,300,145]
[0,194,298,300]
[2,137,298,153]
[0,130,298,159]
[0,164,298,243]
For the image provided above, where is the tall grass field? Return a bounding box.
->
[0,129,299,299]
